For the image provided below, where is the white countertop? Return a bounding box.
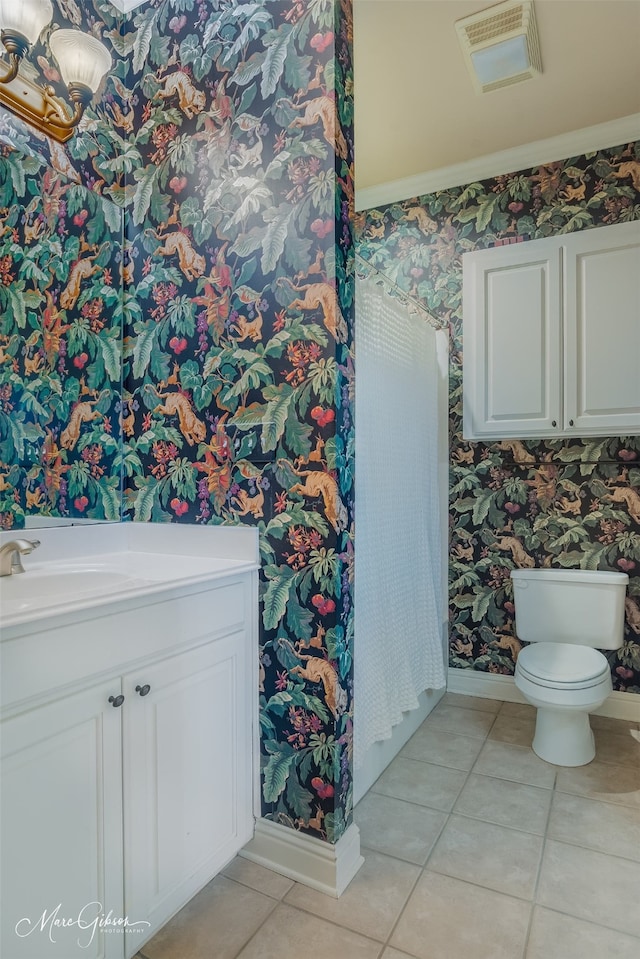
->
[0,523,259,632]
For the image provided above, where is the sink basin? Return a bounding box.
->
[0,544,255,630]
[0,565,150,616]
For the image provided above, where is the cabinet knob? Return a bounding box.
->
[135,684,151,697]
[569,419,574,427]
[108,694,125,708]
[552,420,557,428]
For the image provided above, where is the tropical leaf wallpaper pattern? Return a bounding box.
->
[0,0,128,528]
[1,0,355,843]
[0,150,123,527]
[119,0,356,842]
[357,142,640,694]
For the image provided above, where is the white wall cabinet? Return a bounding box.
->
[1,574,256,959]
[463,219,640,440]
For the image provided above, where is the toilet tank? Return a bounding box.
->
[510,568,629,649]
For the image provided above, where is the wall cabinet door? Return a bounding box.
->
[463,238,562,438]
[463,220,640,441]
[1,680,125,959]
[122,633,253,957]
[564,221,640,435]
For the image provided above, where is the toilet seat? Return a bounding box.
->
[516,643,609,690]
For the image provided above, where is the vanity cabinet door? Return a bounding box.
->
[122,631,253,956]
[463,238,563,439]
[1,680,125,959]
[564,220,640,435]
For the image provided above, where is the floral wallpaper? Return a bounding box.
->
[0,0,126,194]
[357,142,640,695]
[118,0,355,842]
[0,0,126,529]
[0,148,122,528]
[1,0,355,843]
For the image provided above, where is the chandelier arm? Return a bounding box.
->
[0,54,21,85]
[41,83,91,130]
[42,94,84,130]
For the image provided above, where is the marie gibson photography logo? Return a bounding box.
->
[15,902,151,949]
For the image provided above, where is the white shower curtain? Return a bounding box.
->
[354,275,446,767]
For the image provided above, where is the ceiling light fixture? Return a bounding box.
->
[456,0,542,94]
[0,0,112,142]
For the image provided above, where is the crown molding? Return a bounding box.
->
[355,113,640,212]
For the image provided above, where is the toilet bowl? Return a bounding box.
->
[514,643,612,765]
[510,569,628,767]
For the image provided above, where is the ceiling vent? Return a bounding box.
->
[455,0,542,94]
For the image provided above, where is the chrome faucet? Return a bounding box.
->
[0,539,41,576]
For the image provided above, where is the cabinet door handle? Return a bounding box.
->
[135,684,151,697]
[552,420,557,427]
[108,694,125,708]
[569,419,574,427]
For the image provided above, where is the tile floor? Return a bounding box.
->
[135,693,640,959]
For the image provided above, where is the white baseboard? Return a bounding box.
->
[240,818,364,898]
[447,668,640,722]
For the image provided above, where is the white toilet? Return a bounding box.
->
[510,568,628,766]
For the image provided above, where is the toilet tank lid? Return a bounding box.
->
[511,568,629,586]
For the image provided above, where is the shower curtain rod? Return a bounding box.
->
[354,253,446,330]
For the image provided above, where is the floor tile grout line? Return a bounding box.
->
[235,896,387,954]
[228,893,281,959]
[377,804,455,957]
[364,788,460,815]
[435,806,551,838]
[527,901,640,943]
[371,736,476,958]
[142,706,638,959]
[521,761,557,957]
[422,723,495,741]
[219,869,294,903]
[420,861,539,905]
[365,709,639,956]
[457,768,554,791]
[442,693,503,714]
[545,804,640,863]
[376,752,478,772]
[392,703,539,957]
[403,705,540,957]
[542,832,640,869]
[373,858,425,958]
[553,783,640,810]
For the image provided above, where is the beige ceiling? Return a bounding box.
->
[353,0,640,192]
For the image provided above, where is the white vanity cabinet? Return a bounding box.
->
[1,679,126,959]
[1,563,257,959]
[463,219,640,440]
[122,629,252,951]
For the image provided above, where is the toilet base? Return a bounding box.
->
[531,706,595,767]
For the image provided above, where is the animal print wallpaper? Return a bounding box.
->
[0,149,123,527]
[1,0,355,844]
[0,0,125,528]
[120,0,355,842]
[357,142,640,695]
